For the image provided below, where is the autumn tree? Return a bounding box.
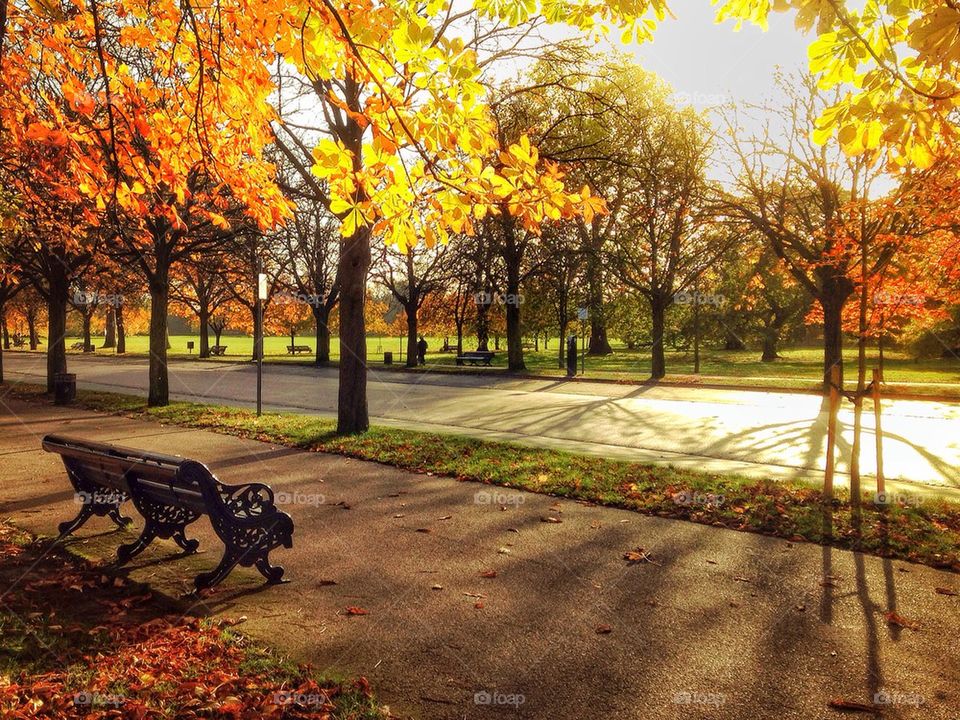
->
[265,295,314,349]
[171,255,233,358]
[373,240,453,368]
[604,71,723,379]
[276,190,340,365]
[720,75,906,389]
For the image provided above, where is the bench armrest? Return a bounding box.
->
[216,481,278,520]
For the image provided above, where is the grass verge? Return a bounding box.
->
[0,521,386,719]
[5,381,959,572]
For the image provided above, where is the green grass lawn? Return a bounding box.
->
[12,333,960,388]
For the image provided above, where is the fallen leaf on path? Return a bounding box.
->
[393,514,405,518]
[934,587,957,596]
[733,576,751,583]
[344,606,368,616]
[437,515,452,521]
[480,570,497,579]
[416,528,431,534]
[431,584,443,591]
[706,559,718,565]
[884,611,920,630]
[623,548,661,566]
[827,698,877,713]
[474,602,484,609]
[541,516,562,524]
[595,624,612,634]
[317,579,338,587]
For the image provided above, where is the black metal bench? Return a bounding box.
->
[209,345,228,356]
[286,345,312,355]
[455,351,495,366]
[70,342,94,352]
[43,434,294,591]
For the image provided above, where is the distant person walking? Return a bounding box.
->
[417,335,428,365]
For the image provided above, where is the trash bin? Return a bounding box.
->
[383,352,393,365]
[54,373,76,405]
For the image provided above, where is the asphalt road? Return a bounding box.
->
[1,399,957,719]
[4,351,960,496]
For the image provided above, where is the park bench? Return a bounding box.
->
[455,350,495,366]
[70,341,95,352]
[11,335,26,348]
[43,433,294,591]
[209,345,228,356]
[286,345,312,355]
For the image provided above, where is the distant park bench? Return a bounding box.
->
[286,345,312,355]
[11,335,26,348]
[70,342,95,352]
[209,345,228,356]
[456,351,495,366]
[43,433,294,591]
[521,342,536,350]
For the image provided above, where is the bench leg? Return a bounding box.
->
[57,505,93,537]
[108,507,134,529]
[194,550,239,591]
[172,528,200,555]
[255,555,285,584]
[116,525,157,565]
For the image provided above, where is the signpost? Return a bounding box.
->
[257,271,267,417]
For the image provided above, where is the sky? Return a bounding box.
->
[622,2,815,111]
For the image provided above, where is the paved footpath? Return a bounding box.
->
[0,396,958,719]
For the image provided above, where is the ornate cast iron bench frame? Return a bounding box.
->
[42,433,294,591]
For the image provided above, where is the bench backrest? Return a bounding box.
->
[42,434,209,514]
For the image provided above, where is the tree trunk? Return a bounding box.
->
[475,300,490,351]
[102,307,116,348]
[26,307,38,350]
[116,303,126,354]
[761,327,780,362]
[337,226,371,433]
[650,294,667,380]
[82,311,92,352]
[587,264,612,355]
[819,283,850,393]
[198,304,210,358]
[455,321,463,357]
[148,270,170,406]
[405,300,418,369]
[504,272,524,371]
[313,305,331,364]
[1,314,8,350]
[46,270,69,393]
